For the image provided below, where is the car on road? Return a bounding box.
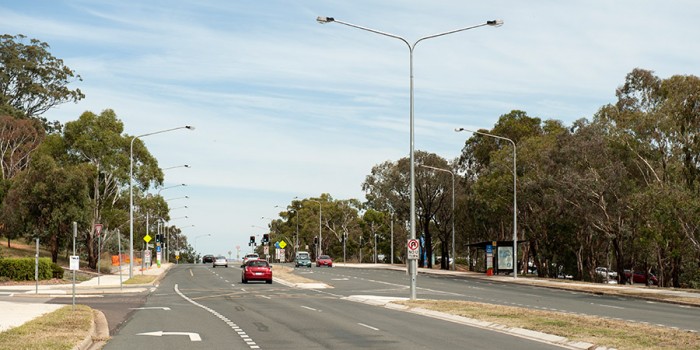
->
[213,256,228,268]
[624,270,658,285]
[316,255,333,267]
[202,255,215,263]
[241,253,259,267]
[241,259,272,284]
[295,251,312,268]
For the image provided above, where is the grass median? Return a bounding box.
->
[0,305,95,350]
[397,299,700,350]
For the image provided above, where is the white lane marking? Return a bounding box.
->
[137,331,201,341]
[589,303,625,310]
[130,307,171,311]
[301,305,319,312]
[189,270,194,277]
[260,295,271,299]
[358,323,380,331]
[175,284,259,349]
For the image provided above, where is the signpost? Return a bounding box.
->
[407,239,420,260]
[94,224,103,285]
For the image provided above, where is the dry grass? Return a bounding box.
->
[272,265,319,284]
[123,274,156,285]
[0,305,94,350]
[398,300,700,350]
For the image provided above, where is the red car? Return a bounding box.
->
[624,270,658,285]
[241,259,272,284]
[316,255,333,267]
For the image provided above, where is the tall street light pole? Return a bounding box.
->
[317,16,503,299]
[455,128,518,278]
[420,164,456,271]
[129,125,194,278]
[308,199,322,258]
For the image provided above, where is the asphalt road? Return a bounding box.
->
[101,264,565,349]
[303,265,700,333]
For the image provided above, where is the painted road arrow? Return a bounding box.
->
[137,331,202,341]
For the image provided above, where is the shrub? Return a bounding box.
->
[0,257,54,281]
[51,263,64,279]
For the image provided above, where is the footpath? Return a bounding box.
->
[0,263,172,334]
[1,262,698,349]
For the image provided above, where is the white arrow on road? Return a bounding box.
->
[137,331,202,341]
[129,307,172,310]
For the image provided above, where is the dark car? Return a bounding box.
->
[624,270,658,285]
[202,254,215,263]
[316,255,333,267]
[241,259,272,284]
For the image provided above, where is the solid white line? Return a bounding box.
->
[358,323,380,331]
[189,270,194,277]
[590,303,624,310]
[260,295,271,299]
[301,305,318,312]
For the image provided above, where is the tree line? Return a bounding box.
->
[2,34,698,288]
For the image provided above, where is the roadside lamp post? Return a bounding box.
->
[420,165,456,271]
[317,16,503,299]
[455,128,517,278]
[163,164,190,171]
[308,199,322,259]
[165,195,189,202]
[129,125,194,278]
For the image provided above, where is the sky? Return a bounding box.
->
[2,1,699,258]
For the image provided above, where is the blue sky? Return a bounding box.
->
[2,1,699,258]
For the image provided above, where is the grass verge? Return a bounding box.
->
[397,300,700,350]
[0,305,93,350]
[123,275,156,285]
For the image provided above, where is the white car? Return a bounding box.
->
[595,267,618,280]
[242,253,259,267]
[213,256,228,268]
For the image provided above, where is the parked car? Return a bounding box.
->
[624,270,658,285]
[241,259,272,284]
[316,255,333,267]
[241,253,259,267]
[595,267,618,280]
[213,256,228,268]
[202,255,215,263]
[295,251,312,268]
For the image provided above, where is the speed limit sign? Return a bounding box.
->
[407,239,420,260]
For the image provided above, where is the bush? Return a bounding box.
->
[0,257,54,281]
[51,263,64,279]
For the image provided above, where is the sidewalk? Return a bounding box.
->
[0,263,172,333]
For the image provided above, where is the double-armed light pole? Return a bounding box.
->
[129,125,194,278]
[455,128,517,278]
[317,16,503,299]
[420,164,456,271]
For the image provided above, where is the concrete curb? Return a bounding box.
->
[73,309,109,350]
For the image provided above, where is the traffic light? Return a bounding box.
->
[249,235,255,245]
[314,237,318,245]
[262,234,269,244]
[155,234,161,243]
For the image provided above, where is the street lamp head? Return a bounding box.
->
[317,16,334,24]
[487,19,504,27]
[455,127,465,132]
[185,125,195,130]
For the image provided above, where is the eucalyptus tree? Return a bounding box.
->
[0,151,90,259]
[0,34,84,132]
[59,109,164,268]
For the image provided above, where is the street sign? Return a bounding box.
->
[144,234,152,243]
[144,250,152,265]
[94,224,103,236]
[279,240,287,249]
[407,239,420,260]
[156,246,161,253]
[69,256,80,271]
